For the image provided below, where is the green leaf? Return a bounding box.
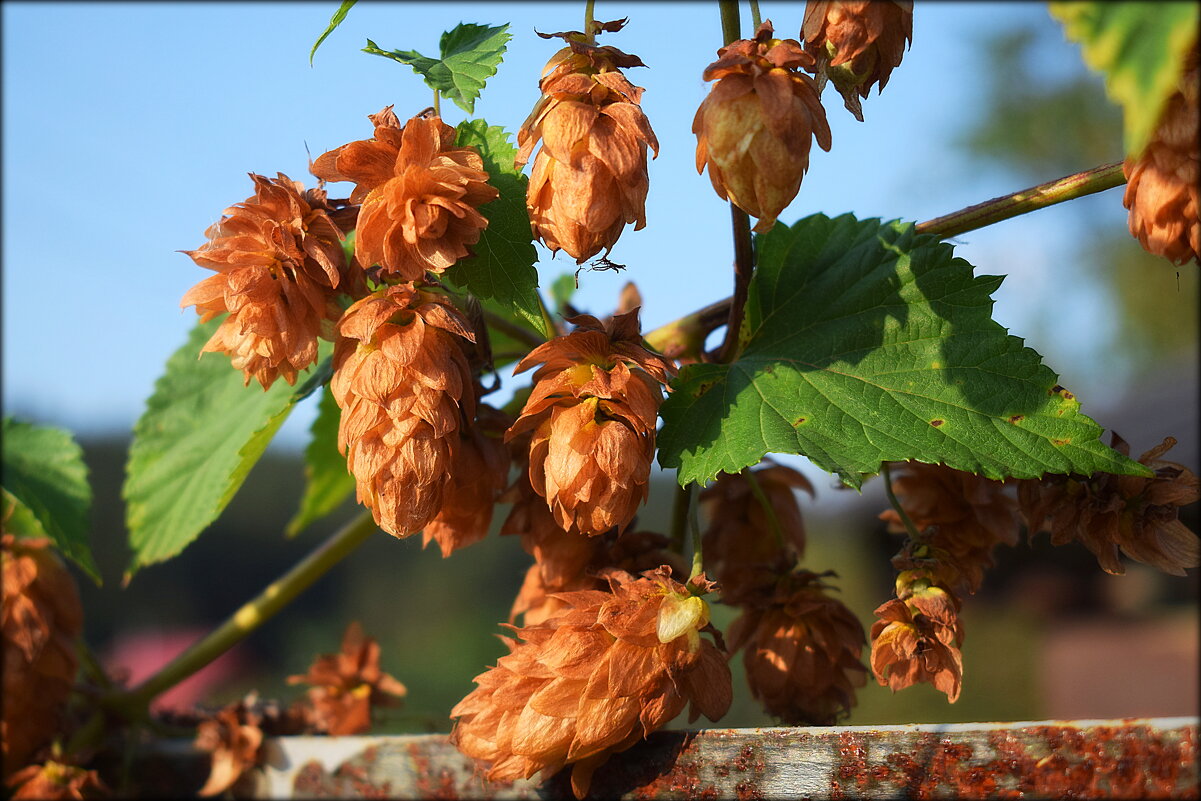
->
[2,418,99,582]
[123,319,326,577]
[310,1,357,65]
[287,383,356,537]
[657,213,1152,488]
[1049,1,1199,157]
[447,119,547,338]
[363,22,511,113]
[550,272,578,316]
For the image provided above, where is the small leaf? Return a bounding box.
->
[123,319,326,577]
[656,213,1151,488]
[1050,1,1199,156]
[550,272,578,315]
[287,383,356,537]
[310,1,357,66]
[363,22,511,113]
[448,119,547,337]
[2,418,99,583]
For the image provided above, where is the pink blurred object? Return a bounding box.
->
[103,628,247,712]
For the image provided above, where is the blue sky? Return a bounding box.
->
[1,1,1161,455]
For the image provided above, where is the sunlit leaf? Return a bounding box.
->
[287,383,356,537]
[310,1,357,65]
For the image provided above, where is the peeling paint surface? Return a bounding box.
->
[189,718,1197,799]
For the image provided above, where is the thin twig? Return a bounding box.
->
[482,309,547,350]
[881,462,923,541]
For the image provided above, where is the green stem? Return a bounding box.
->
[917,161,1125,240]
[717,205,755,362]
[105,512,378,716]
[742,467,784,549]
[749,0,762,29]
[584,0,596,42]
[670,481,693,554]
[881,462,923,541]
[644,161,1129,355]
[688,485,704,581]
[482,309,546,350]
[432,90,441,117]
[718,0,742,45]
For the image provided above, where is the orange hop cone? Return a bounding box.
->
[869,582,965,703]
[312,107,499,279]
[1122,45,1199,266]
[287,622,406,736]
[879,461,1021,594]
[450,567,731,799]
[693,20,832,233]
[516,21,659,263]
[194,695,267,797]
[700,461,814,599]
[1017,434,1200,576]
[181,173,351,389]
[1,533,83,779]
[801,1,913,121]
[727,569,867,725]
[331,283,477,538]
[506,310,675,536]
[422,404,512,558]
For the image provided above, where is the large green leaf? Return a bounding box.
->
[657,214,1151,488]
[1,418,99,582]
[363,22,511,113]
[287,383,356,537]
[309,1,357,65]
[1050,2,1198,157]
[123,319,328,578]
[448,119,548,338]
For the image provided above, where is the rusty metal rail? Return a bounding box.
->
[138,717,1197,799]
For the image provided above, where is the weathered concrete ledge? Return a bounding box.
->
[138,717,1198,799]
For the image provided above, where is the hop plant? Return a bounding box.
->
[450,567,731,800]
[506,310,675,536]
[800,0,914,121]
[312,107,499,279]
[516,20,659,262]
[330,283,477,538]
[693,20,832,233]
[181,173,351,389]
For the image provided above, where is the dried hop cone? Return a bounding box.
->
[728,569,867,725]
[870,575,965,703]
[516,20,659,263]
[801,1,914,121]
[506,310,675,536]
[7,761,108,800]
[2,534,83,778]
[693,20,832,233]
[1122,45,1199,266]
[181,173,349,389]
[450,567,732,800]
[331,283,476,538]
[1018,434,1200,577]
[313,107,499,279]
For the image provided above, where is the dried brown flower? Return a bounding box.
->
[1122,46,1199,266]
[7,761,107,800]
[870,582,965,703]
[2,534,83,778]
[701,461,814,601]
[516,22,659,263]
[331,283,476,538]
[801,1,913,120]
[287,622,406,736]
[506,310,675,536]
[181,173,350,389]
[422,404,512,557]
[312,108,498,279]
[194,695,266,797]
[879,462,1021,594]
[693,21,832,233]
[450,567,731,799]
[1018,434,1200,576]
[728,570,867,724]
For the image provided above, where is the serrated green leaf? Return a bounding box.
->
[123,319,328,577]
[287,383,356,537]
[447,119,547,338]
[310,1,357,65]
[2,418,99,583]
[657,213,1151,488]
[363,22,510,113]
[1050,1,1198,157]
